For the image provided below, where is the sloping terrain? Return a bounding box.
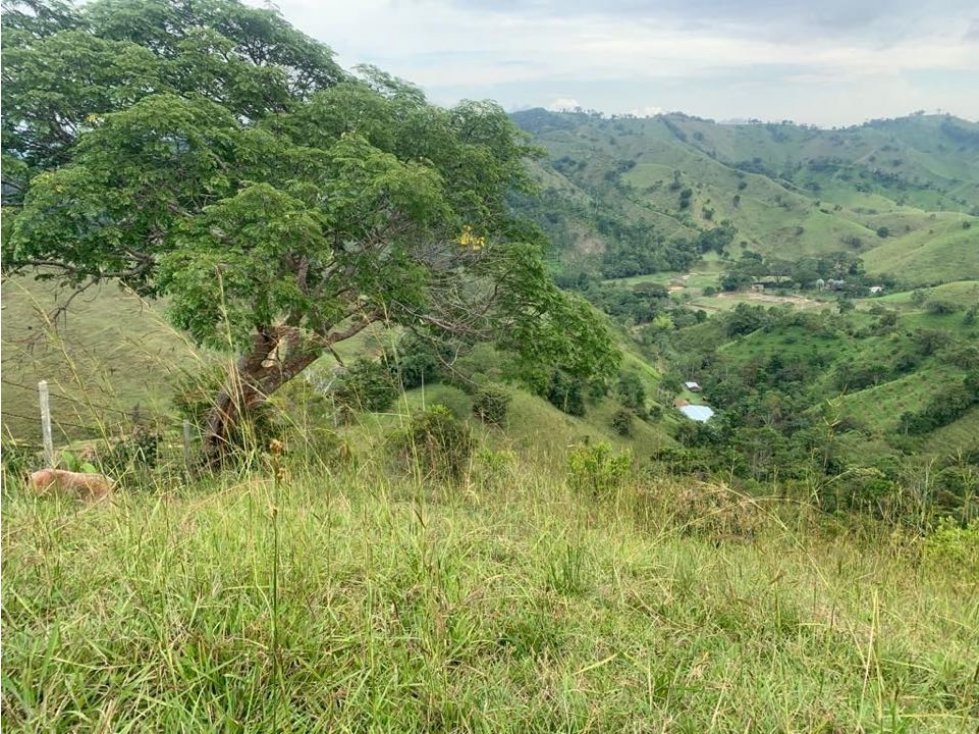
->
[513,110,979,283]
[1,275,203,443]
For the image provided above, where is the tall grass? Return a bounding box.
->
[3,459,977,732]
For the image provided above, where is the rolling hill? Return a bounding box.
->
[512,110,979,285]
[3,110,976,478]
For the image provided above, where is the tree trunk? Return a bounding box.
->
[202,327,321,467]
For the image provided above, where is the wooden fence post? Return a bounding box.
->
[38,380,54,468]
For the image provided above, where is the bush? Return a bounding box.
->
[615,371,646,413]
[568,442,631,497]
[395,405,474,483]
[472,385,510,426]
[383,332,446,389]
[334,359,400,415]
[925,300,960,315]
[543,370,586,416]
[473,447,516,492]
[98,426,162,476]
[611,408,634,437]
[924,518,979,575]
[59,449,99,474]
[964,304,977,326]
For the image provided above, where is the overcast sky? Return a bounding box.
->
[261,0,978,126]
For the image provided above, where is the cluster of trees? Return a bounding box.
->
[899,373,979,435]
[719,250,882,293]
[582,281,671,323]
[597,219,699,278]
[592,218,735,281]
[657,426,977,525]
[657,304,978,522]
[1,0,618,464]
[557,278,709,336]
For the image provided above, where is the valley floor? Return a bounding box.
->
[3,465,977,732]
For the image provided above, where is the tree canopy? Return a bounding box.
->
[2,0,619,461]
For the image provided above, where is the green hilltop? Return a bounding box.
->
[511,109,979,285]
[507,108,979,466]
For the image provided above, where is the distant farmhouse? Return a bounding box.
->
[684,381,702,392]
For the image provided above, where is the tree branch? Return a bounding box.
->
[325,309,384,345]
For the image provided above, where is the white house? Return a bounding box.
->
[684,381,702,392]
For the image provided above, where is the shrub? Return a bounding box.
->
[933,465,979,524]
[543,370,586,416]
[964,304,978,326]
[472,385,511,426]
[395,405,474,483]
[473,447,516,491]
[59,450,98,474]
[924,518,979,575]
[99,426,162,475]
[616,372,646,413]
[334,359,400,414]
[383,332,446,389]
[568,442,631,497]
[611,408,634,437]
[925,300,960,315]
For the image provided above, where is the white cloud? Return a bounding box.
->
[629,105,664,118]
[249,0,979,125]
[547,97,581,111]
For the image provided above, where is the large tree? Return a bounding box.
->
[2,0,618,463]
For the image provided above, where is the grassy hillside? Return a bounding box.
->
[1,273,675,469]
[862,222,979,286]
[1,275,203,444]
[665,297,979,465]
[513,110,979,285]
[873,280,979,309]
[3,462,977,732]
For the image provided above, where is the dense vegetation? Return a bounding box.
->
[1,0,618,464]
[506,108,979,524]
[512,108,979,287]
[2,3,978,731]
